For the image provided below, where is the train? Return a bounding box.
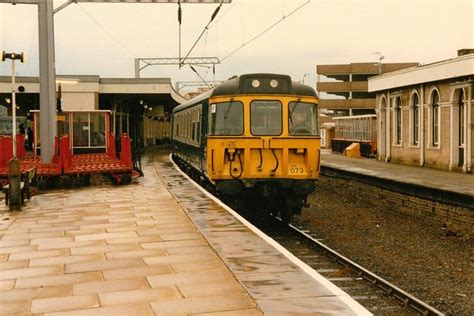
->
[171,73,321,223]
[331,114,377,157]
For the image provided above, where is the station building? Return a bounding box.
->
[316,62,418,117]
[0,75,186,148]
[368,49,474,173]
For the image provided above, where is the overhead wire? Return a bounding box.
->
[178,0,183,68]
[202,28,209,58]
[180,0,224,67]
[221,0,311,62]
[24,23,38,76]
[189,65,211,88]
[77,4,136,58]
[208,0,237,30]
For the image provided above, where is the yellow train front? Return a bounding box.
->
[172,73,321,223]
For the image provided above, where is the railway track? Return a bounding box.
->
[164,152,445,316]
[251,215,445,316]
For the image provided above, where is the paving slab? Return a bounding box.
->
[154,152,370,315]
[321,149,474,196]
[0,161,258,315]
[0,150,371,315]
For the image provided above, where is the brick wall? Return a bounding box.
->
[321,175,473,238]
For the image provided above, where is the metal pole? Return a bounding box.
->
[38,0,57,163]
[11,58,17,157]
[134,58,140,78]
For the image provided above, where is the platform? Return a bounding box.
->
[321,150,474,199]
[0,151,370,315]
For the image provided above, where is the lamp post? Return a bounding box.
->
[302,73,310,84]
[1,51,25,211]
[373,52,385,75]
[1,51,26,157]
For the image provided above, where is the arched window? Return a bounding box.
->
[395,97,402,144]
[431,91,440,146]
[411,93,419,145]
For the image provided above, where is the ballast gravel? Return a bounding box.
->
[300,176,473,316]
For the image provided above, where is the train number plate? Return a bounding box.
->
[289,165,305,174]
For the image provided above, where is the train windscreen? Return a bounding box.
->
[250,100,282,136]
[208,101,244,136]
[289,102,319,136]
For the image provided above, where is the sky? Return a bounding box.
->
[1,0,473,93]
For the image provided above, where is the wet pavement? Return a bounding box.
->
[153,151,369,315]
[0,149,370,315]
[321,150,474,197]
[0,155,258,315]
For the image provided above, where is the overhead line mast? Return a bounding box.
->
[134,57,220,78]
[0,0,231,163]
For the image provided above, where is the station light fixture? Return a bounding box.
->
[1,51,26,157]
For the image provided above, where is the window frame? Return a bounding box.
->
[394,97,402,146]
[288,101,319,136]
[208,101,244,136]
[410,92,420,147]
[250,99,283,136]
[429,90,441,148]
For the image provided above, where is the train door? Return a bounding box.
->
[200,102,209,174]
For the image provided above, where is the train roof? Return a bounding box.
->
[173,73,318,113]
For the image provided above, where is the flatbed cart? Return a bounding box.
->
[0,110,141,189]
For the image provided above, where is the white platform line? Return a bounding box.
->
[168,154,371,316]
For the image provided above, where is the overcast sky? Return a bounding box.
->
[1,0,473,91]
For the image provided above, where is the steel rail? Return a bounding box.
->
[288,223,445,316]
[171,153,444,316]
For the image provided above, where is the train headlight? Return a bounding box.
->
[251,79,260,88]
[270,79,279,88]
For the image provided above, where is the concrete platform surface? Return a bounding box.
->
[0,151,370,315]
[321,150,474,197]
[0,164,259,315]
[154,152,369,316]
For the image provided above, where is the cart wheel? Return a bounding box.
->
[37,179,47,190]
[119,174,132,185]
[83,175,91,186]
[74,176,85,188]
[46,176,60,189]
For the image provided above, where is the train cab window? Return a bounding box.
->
[250,100,282,136]
[289,102,319,136]
[208,101,243,136]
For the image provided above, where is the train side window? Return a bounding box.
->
[196,121,201,143]
[208,101,244,136]
[178,115,181,138]
[196,106,201,143]
[188,114,192,139]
